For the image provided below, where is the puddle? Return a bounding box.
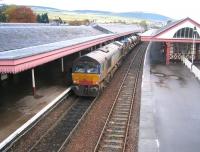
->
[168,75,180,80]
[151,71,166,77]
[154,73,165,77]
[155,79,169,88]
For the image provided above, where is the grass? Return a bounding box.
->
[36,10,146,24]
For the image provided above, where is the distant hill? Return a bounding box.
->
[30,6,62,12]
[1,5,170,22]
[117,12,170,22]
[70,10,171,22]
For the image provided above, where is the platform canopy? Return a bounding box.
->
[0,24,141,74]
[141,17,200,43]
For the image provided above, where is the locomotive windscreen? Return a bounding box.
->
[73,61,100,74]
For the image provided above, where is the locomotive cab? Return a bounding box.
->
[72,57,101,97]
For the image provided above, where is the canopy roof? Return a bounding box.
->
[0,23,141,74]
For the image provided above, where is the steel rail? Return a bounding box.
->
[57,95,99,152]
[122,45,146,152]
[0,87,72,152]
[27,96,97,152]
[93,43,147,152]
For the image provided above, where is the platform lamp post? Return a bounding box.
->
[192,26,197,65]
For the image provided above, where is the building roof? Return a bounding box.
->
[0,24,103,52]
[141,17,200,43]
[0,34,113,60]
[95,23,143,34]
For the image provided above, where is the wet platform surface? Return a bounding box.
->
[151,64,200,152]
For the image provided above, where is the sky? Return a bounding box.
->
[1,0,200,22]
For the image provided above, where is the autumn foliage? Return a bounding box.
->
[8,6,36,23]
[0,5,36,23]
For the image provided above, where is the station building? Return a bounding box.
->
[141,17,200,64]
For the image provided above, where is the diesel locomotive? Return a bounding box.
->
[72,36,139,96]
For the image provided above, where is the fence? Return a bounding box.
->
[181,55,200,80]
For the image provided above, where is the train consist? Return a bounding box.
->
[72,35,140,96]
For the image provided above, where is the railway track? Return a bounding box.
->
[29,97,94,152]
[93,44,147,152]
[2,88,97,152]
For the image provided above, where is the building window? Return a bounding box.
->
[173,27,200,39]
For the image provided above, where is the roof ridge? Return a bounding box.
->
[153,17,200,38]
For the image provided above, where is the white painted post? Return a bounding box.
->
[61,58,64,72]
[32,69,36,96]
[192,26,196,67]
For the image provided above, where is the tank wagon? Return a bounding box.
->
[72,35,140,96]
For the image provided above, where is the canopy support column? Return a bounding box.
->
[166,42,170,65]
[61,58,64,72]
[195,44,198,61]
[79,51,81,57]
[31,69,36,96]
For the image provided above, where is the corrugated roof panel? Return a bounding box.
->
[152,18,186,36]
[141,29,158,37]
[95,24,142,34]
[0,25,104,52]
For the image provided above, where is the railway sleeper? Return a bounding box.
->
[107,126,125,131]
[114,111,129,115]
[106,129,125,134]
[119,94,132,98]
[117,100,131,103]
[109,121,126,125]
[116,103,131,106]
[111,117,128,121]
[103,139,123,144]
[100,145,122,152]
[112,114,128,118]
[100,148,122,152]
[114,109,129,113]
[115,107,130,111]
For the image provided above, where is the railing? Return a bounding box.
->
[181,55,200,80]
[170,53,196,60]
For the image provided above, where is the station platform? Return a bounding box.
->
[139,43,200,152]
[0,84,65,142]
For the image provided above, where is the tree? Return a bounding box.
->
[36,14,41,23]
[0,13,6,22]
[43,13,49,23]
[37,13,49,23]
[41,13,49,23]
[0,5,8,22]
[8,6,36,23]
[139,20,148,31]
